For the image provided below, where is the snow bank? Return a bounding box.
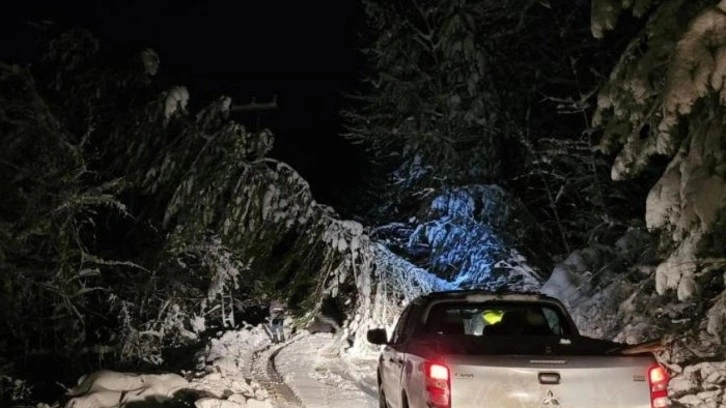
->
[63,324,276,408]
[199,324,270,377]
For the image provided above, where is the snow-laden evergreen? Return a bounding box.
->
[407,185,541,289]
[6,8,726,406]
[592,0,726,331]
[549,2,726,404]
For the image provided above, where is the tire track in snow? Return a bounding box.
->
[273,333,377,408]
[250,335,304,407]
[327,361,377,399]
[267,338,304,406]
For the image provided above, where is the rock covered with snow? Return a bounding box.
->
[63,324,276,408]
[199,325,269,376]
[541,227,658,337]
[61,368,273,408]
[63,371,190,408]
[189,372,262,401]
[195,398,244,408]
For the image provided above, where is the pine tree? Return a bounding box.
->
[593,0,726,302]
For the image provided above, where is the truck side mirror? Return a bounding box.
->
[367,328,389,345]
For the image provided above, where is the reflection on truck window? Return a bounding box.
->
[423,302,569,336]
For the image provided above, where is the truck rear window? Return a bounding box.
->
[421,301,571,337]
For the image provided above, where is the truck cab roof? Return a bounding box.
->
[417,289,561,303]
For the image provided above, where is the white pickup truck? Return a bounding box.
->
[367,290,669,408]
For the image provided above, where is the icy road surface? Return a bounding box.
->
[273,333,378,408]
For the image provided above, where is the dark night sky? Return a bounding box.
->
[0,0,367,208]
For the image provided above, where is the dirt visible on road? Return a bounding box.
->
[249,336,304,407]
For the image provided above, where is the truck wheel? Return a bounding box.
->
[378,381,388,408]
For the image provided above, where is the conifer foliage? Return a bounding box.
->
[344,0,512,203]
[0,29,370,395]
[593,0,726,304]
[345,0,640,261]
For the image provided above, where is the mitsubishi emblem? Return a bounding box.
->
[542,389,560,406]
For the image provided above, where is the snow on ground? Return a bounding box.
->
[195,322,378,408]
[58,322,382,408]
[334,351,379,398]
[61,325,279,408]
[201,322,270,377]
[274,332,377,408]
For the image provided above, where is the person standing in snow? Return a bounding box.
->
[268,299,286,344]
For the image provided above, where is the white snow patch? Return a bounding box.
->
[275,333,376,408]
[62,324,287,408]
[164,86,189,120]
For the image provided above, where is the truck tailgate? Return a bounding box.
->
[446,354,653,408]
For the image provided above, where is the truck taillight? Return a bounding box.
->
[648,365,669,408]
[424,361,450,408]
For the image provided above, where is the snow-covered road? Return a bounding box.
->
[58,328,380,408]
[273,333,378,408]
